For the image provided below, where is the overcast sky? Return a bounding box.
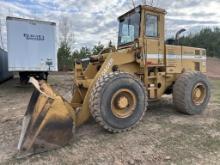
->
[0,0,220,50]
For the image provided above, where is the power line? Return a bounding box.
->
[131,0,135,8]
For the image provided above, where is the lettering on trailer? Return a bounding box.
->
[23,33,45,41]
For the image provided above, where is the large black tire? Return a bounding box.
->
[89,72,148,133]
[173,71,211,115]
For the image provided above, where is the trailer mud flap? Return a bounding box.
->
[17,77,76,156]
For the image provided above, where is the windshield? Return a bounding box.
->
[118,12,140,46]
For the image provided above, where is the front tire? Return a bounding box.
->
[173,71,211,115]
[89,72,148,133]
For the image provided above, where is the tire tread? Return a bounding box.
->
[89,72,148,133]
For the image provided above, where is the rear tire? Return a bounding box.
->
[173,71,211,115]
[89,72,147,133]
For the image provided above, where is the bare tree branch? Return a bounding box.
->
[59,16,74,49]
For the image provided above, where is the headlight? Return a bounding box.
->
[133,39,139,49]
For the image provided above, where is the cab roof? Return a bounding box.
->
[118,5,166,20]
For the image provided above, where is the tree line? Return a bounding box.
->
[179,27,220,58]
[57,41,104,71]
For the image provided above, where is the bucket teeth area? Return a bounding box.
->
[18,78,75,155]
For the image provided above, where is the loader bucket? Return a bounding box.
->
[17,77,76,156]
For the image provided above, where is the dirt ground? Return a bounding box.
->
[207,57,220,79]
[0,59,220,165]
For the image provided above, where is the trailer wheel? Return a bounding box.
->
[19,72,29,84]
[173,71,211,115]
[38,72,48,81]
[89,72,148,133]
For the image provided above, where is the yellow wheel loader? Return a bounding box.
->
[18,5,211,155]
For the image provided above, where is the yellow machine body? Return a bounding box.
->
[18,5,208,155]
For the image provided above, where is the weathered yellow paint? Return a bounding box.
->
[19,5,209,153]
[73,50,136,126]
[70,5,208,124]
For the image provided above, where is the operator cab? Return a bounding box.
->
[118,5,166,65]
[118,7,141,46]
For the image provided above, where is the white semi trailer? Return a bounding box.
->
[6,17,57,83]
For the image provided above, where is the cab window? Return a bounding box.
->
[145,14,158,37]
[118,12,140,46]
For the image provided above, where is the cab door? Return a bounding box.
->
[144,13,164,65]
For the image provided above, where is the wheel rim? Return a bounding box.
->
[192,83,206,106]
[111,89,137,118]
